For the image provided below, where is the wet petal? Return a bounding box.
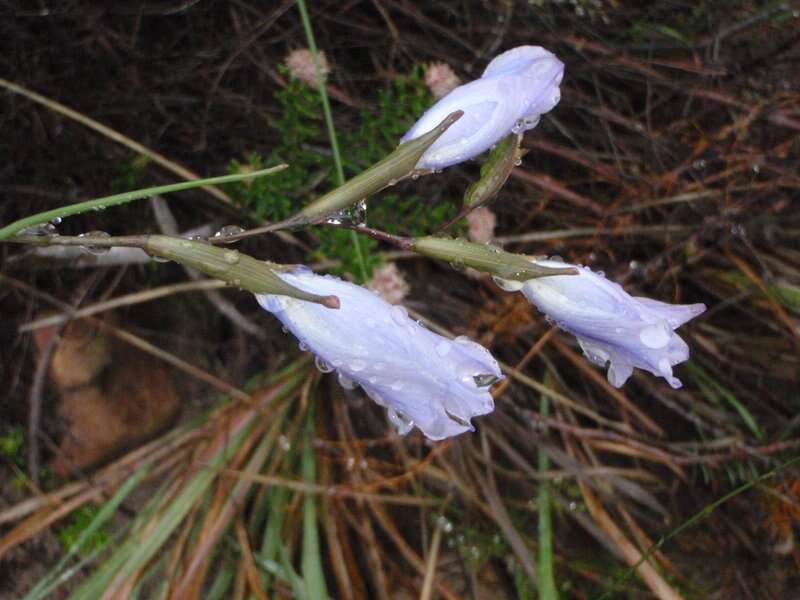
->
[256,269,501,440]
[516,260,705,388]
[401,45,564,169]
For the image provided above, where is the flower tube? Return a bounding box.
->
[509,259,705,388]
[401,45,564,169]
[256,268,501,440]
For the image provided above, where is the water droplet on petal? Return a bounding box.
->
[639,324,670,349]
[298,341,309,352]
[390,380,403,391]
[338,372,357,390]
[387,408,414,436]
[315,356,334,373]
[390,305,409,326]
[350,359,366,372]
[492,276,524,292]
[473,373,499,388]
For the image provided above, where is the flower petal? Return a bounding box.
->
[401,45,564,169]
[256,269,501,440]
[517,260,705,388]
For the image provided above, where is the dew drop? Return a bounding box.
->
[78,231,111,255]
[298,341,309,352]
[473,373,499,387]
[315,356,334,373]
[435,341,451,357]
[436,515,454,533]
[390,305,409,326]
[213,225,245,242]
[390,380,403,391]
[50,216,62,225]
[524,115,540,129]
[338,372,357,390]
[350,359,366,372]
[492,275,524,292]
[387,408,414,436]
[278,435,291,451]
[449,258,466,272]
[639,324,670,349]
[222,249,240,264]
[21,223,57,237]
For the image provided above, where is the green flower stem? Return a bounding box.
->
[0,166,287,241]
[294,111,463,225]
[8,233,339,308]
[411,236,577,281]
[296,0,366,282]
[208,111,462,246]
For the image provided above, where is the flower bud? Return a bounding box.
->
[401,46,564,169]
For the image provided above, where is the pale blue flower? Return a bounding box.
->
[513,259,705,388]
[401,45,564,169]
[256,268,501,440]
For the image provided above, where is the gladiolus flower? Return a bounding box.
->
[508,259,705,389]
[256,268,501,440]
[401,45,564,169]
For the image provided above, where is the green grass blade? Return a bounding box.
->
[0,166,286,240]
[301,406,328,600]
[537,378,559,600]
[24,463,150,600]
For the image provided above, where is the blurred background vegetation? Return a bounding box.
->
[1,1,799,598]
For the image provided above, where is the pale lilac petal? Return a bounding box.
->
[518,259,705,389]
[256,269,501,440]
[401,45,564,169]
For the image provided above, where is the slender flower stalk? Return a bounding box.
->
[504,259,706,388]
[256,268,502,440]
[401,45,564,169]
